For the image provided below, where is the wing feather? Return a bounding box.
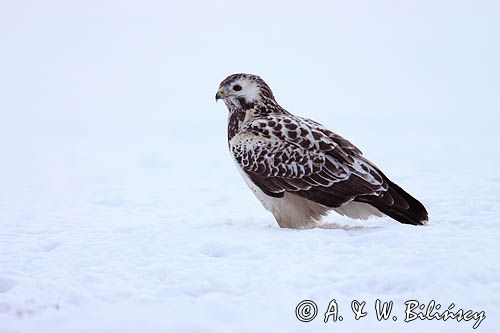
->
[230,116,387,208]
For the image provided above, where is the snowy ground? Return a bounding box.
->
[1,1,500,332]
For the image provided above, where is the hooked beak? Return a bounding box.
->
[215,87,225,102]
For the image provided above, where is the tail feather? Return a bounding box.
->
[356,180,428,226]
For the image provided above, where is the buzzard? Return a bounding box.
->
[216,73,428,229]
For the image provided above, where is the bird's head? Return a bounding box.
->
[215,73,275,110]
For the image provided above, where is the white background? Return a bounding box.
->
[1,1,499,332]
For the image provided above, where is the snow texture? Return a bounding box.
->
[1,1,499,332]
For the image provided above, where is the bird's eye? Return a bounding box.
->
[233,84,242,91]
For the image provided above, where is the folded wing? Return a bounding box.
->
[231,116,387,209]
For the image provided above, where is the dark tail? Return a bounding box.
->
[356,180,428,226]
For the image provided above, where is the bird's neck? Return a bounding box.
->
[227,109,247,141]
[227,99,284,141]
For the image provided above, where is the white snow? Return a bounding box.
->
[1,1,500,332]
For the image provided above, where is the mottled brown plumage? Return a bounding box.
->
[216,73,428,228]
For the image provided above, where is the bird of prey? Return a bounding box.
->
[216,73,428,229]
